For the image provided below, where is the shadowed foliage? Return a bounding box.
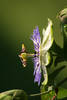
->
[58,97,67,100]
[48,65,66,85]
[57,78,67,87]
[0,89,28,100]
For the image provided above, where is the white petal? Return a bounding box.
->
[41,66,48,86]
[40,52,50,86]
[40,51,51,66]
[42,28,45,36]
[41,19,53,51]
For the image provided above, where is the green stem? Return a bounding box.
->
[29,90,51,97]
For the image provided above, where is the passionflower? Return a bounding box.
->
[31,19,54,85]
[19,19,54,86]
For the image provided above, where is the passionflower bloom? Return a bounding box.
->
[19,19,54,86]
[31,19,54,85]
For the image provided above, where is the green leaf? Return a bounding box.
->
[64,24,67,37]
[0,89,28,100]
[57,8,67,53]
[58,88,67,100]
[57,8,67,24]
[41,86,67,100]
[40,85,55,100]
[48,65,66,85]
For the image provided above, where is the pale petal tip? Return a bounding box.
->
[48,18,52,26]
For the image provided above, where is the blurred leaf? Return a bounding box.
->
[54,56,64,67]
[50,40,64,67]
[58,8,67,24]
[0,89,28,100]
[57,78,67,87]
[57,8,67,57]
[50,40,63,55]
[64,25,67,37]
[48,66,66,85]
[58,88,67,100]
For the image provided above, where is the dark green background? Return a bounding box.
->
[0,0,67,96]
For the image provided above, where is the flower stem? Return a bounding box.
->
[29,90,51,97]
